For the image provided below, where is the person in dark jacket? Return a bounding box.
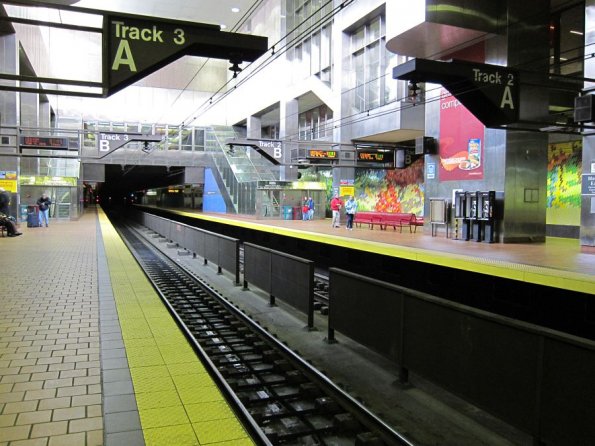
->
[0,187,10,216]
[37,193,52,227]
[0,213,22,237]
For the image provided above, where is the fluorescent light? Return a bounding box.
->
[231,7,240,12]
[570,30,584,36]
[220,24,227,29]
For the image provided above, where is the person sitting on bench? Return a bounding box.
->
[0,213,22,237]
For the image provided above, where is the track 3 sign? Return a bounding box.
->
[104,13,268,95]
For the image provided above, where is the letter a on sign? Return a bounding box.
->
[500,86,514,110]
[112,40,137,72]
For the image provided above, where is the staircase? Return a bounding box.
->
[205,126,279,214]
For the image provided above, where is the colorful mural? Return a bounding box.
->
[547,141,581,209]
[354,158,425,215]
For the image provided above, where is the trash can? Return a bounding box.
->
[292,206,301,220]
[282,206,292,220]
[26,205,40,228]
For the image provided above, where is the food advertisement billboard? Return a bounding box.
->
[439,89,485,181]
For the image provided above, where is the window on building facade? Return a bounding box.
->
[549,3,584,77]
[349,15,403,113]
[288,0,332,82]
[262,125,280,140]
[298,104,333,140]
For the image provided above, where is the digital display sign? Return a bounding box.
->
[20,137,69,149]
[307,149,338,159]
[357,150,394,163]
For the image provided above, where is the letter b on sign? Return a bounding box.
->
[99,140,110,152]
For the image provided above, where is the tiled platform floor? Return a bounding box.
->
[1,208,255,446]
[0,213,103,446]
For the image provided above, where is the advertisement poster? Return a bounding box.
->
[0,171,18,192]
[439,89,485,181]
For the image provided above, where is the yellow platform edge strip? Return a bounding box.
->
[98,209,255,446]
[165,208,594,295]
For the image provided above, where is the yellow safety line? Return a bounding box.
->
[98,209,255,446]
[165,208,594,295]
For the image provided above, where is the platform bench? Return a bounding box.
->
[353,212,382,229]
[379,213,420,233]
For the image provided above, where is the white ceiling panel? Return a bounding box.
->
[73,0,259,30]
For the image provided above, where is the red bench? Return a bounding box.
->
[378,213,417,232]
[412,216,424,231]
[353,212,424,232]
[353,212,382,229]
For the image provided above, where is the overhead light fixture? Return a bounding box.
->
[231,7,240,13]
[220,24,227,29]
[570,30,584,36]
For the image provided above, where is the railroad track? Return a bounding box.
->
[114,219,413,446]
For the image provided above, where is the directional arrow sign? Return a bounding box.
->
[103,12,268,96]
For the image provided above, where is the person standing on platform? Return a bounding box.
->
[37,193,52,227]
[330,193,343,228]
[345,195,357,230]
[307,196,314,220]
[0,187,10,216]
[302,197,309,221]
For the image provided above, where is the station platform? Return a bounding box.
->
[0,206,591,446]
[0,207,252,446]
[163,208,594,295]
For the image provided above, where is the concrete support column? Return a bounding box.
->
[280,98,299,181]
[0,33,20,218]
[39,100,51,128]
[580,0,595,247]
[0,33,18,127]
[246,115,261,139]
[499,0,550,242]
[20,85,39,128]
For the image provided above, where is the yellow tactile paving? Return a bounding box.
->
[97,209,255,446]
